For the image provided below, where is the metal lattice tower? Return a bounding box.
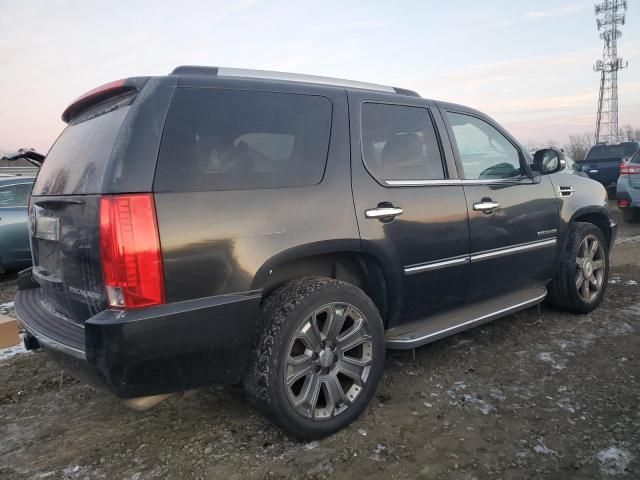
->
[594,0,628,144]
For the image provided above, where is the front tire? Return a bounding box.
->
[547,222,609,313]
[243,277,385,440]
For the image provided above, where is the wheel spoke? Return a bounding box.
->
[576,273,585,289]
[581,278,590,299]
[336,358,366,385]
[299,319,322,351]
[285,355,313,385]
[325,304,348,341]
[297,371,321,417]
[592,259,604,270]
[589,275,598,286]
[576,257,584,268]
[588,238,599,259]
[337,318,369,348]
[323,374,345,407]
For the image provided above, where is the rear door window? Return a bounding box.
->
[155,89,332,191]
[361,103,445,182]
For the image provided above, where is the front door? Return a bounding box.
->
[441,108,559,303]
[349,93,470,326]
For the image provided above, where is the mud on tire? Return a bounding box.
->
[242,277,385,440]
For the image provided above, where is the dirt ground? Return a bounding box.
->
[1,202,638,480]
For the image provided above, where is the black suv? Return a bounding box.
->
[16,66,616,439]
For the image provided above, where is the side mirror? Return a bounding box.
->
[533,148,563,175]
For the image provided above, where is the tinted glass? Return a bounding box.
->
[585,143,640,160]
[0,183,32,207]
[361,103,444,181]
[155,89,332,191]
[33,97,132,196]
[447,112,522,180]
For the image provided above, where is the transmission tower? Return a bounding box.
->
[594,0,628,144]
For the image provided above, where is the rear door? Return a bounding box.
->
[349,91,470,325]
[0,182,32,265]
[440,107,559,303]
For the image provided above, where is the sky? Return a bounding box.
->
[1,0,639,153]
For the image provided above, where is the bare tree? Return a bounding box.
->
[564,133,594,160]
[619,124,640,141]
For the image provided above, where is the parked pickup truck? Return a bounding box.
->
[579,142,640,190]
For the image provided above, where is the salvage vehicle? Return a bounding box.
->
[579,141,640,193]
[16,67,616,439]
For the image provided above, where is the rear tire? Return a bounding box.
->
[547,222,609,313]
[243,277,385,440]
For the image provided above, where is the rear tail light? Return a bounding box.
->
[99,194,164,309]
[620,162,640,176]
[618,199,630,208]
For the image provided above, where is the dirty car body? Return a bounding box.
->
[15,67,616,438]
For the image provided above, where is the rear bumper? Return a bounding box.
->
[616,180,640,208]
[15,273,261,398]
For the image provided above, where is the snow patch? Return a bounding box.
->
[534,440,557,455]
[0,334,27,362]
[615,234,640,245]
[537,352,566,370]
[596,446,632,476]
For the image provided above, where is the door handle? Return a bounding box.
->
[365,206,403,220]
[473,201,500,213]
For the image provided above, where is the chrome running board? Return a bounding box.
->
[385,287,547,350]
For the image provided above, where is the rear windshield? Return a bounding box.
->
[154,88,332,192]
[32,96,132,196]
[584,143,639,161]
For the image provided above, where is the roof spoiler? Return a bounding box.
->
[61,77,148,123]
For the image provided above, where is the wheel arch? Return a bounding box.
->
[251,241,400,327]
[569,206,613,249]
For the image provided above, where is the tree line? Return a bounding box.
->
[564,125,640,160]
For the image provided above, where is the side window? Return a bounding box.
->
[155,89,332,191]
[361,103,445,182]
[446,112,522,180]
[0,184,31,207]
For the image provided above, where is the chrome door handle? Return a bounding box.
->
[365,206,404,219]
[589,169,599,174]
[473,201,500,212]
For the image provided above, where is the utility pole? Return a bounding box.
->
[594,0,628,144]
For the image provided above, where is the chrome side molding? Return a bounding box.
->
[404,238,557,275]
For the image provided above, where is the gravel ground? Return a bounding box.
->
[1,203,638,479]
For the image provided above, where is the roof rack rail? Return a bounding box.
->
[170,66,420,97]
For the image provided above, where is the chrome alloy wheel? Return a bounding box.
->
[284,302,373,420]
[575,234,606,303]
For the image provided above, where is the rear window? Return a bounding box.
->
[33,95,133,195]
[584,143,639,161]
[154,88,332,192]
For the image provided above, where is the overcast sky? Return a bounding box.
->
[1,0,639,152]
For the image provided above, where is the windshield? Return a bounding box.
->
[584,143,639,161]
